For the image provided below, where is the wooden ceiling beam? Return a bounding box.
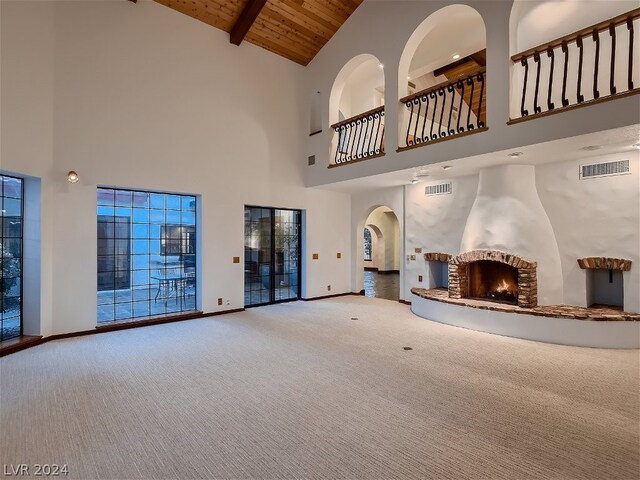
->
[154,0,363,65]
[433,49,486,77]
[230,0,268,46]
[469,49,487,67]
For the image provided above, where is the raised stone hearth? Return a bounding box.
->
[577,257,632,271]
[412,288,640,321]
[410,287,640,348]
[448,250,537,308]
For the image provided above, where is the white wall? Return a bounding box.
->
[0,0,352,336]
[404,175,478,299]
[536,151,640,312]
[0,0,56,336]
[339,59,384,119]
[510,0,637,55]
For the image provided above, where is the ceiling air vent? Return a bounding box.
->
[579,160,630,179]
[425,182,452,196]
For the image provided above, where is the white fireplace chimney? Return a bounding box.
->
[460,164,563,305]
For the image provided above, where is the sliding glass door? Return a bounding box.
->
[244,206,301,307]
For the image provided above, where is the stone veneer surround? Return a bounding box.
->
[577,257,632,271]
[423,252,452,262]
[449,250,538,308]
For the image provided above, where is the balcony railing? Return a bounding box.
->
[398,68,487,151]
[510,8,640,123]
[331,106,385,166]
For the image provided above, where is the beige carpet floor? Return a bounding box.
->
[1,296,639,479]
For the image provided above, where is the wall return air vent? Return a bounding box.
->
[425,182,452,196]
[579,160,630,179]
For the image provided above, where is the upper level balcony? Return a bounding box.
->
[305,1,640,188]
[510,6,639,124]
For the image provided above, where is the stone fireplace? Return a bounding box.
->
[449,250,537,308]
[458,164,562,305]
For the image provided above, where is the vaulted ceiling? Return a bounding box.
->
[152,0,364,66]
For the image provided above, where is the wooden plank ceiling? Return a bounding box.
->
[153,0,364,66]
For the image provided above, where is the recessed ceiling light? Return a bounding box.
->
[633,143,640,149]
[378,63,384,69]
[442,165,452,170]
[67,171,79,183]
[452,53,461,60]
[407,75,411,80]
[507,152,523,158]
[581,145,602,151]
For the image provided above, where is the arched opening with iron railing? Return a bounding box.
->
[329,54,385,166]
[509,0,640,122]
[397,5,487,152]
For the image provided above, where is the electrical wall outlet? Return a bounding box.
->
[226,299,230,305]
[217,298,223,305]
[327,285,331,291]
[418,275,423,282]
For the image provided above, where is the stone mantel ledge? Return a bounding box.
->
[424,252,452,262]
[577,257,632,271]
[450,250,536,268]
[411,288,640,321]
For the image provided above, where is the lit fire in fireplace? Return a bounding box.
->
[488,278,517,303]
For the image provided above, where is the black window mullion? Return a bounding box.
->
[0,175,24,341]
[97,187,197,323]
[270,208,276,304]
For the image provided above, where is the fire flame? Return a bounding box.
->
[495,279,512,293]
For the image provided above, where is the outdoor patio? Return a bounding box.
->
[97,286,196,323]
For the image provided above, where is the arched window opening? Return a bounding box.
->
[329,55,385,166]
[398,5,487,150]
[509,0,639,121]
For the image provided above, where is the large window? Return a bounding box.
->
[97,188,197,323]
[1,175,23,341]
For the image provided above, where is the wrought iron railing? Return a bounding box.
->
[399,68,486,149]
[331,106,384,165]
[511,8,640,121]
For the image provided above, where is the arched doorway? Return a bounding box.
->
[361,206,400,301]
